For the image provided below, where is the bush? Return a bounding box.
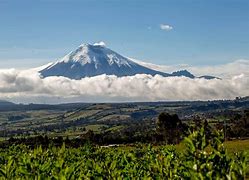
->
[0,128,248,179]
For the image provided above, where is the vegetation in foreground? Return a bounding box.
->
[0,99,248,179]
[0,128,248,179]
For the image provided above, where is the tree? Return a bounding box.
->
[156,112,183,144]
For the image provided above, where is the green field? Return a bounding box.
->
[0,129,248,179]
[224,139,249,153]
[0,100,248,179]
[0,100,248,141]
[173,139,249,153]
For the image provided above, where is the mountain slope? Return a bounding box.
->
[0,100,15,106]
[39,42,216,79]
[39,43,171,79]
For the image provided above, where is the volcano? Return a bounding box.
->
[39,42,200,79]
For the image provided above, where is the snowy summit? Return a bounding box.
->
[39,42,172,79]
[39,42,213,80]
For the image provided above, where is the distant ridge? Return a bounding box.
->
[0,100,14,106]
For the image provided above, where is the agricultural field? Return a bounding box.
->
[0,128,248,179]
[0,98,248,179]
[224,139,249,153]
[0,97,248,139]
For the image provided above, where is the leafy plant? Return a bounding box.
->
[0,128,248,179]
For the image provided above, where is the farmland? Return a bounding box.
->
[0,98,249,179]
[0,97,248,140]
[0,128,248,179]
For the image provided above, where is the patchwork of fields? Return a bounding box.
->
[0,98,248,139]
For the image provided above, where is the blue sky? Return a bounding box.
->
[0,0,248,68]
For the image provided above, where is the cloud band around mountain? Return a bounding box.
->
[0,64,248,103]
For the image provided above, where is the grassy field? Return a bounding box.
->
[85,124,109,133]
[1,128,248,179]
[224,139,249,153]
[168,139,249,154]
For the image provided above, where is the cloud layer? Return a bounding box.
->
[0,63,248,103]
[132,59,249,79]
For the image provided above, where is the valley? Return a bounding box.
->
[0,97,248,141]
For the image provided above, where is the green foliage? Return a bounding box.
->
[157,113,181,130]
[156,112,185,144]
[0,128,248,179]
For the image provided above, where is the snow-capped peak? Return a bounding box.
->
[39,42,171,79]
[60,43,91,65]
[40,42,212,80]
[56,42,134,68]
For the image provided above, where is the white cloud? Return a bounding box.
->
[93,41,106,47]
[187,60,249,79]
[0,66,248,104]
[160,24,173,31]
[132,59,249,79]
